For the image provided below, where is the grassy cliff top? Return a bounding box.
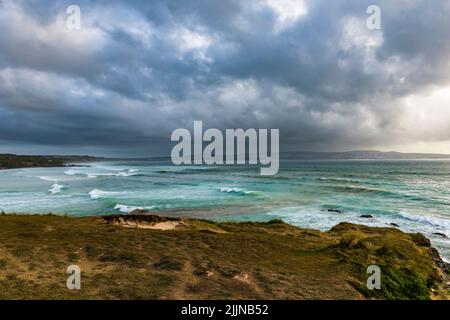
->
[0,214,448,300]
[0,154,66,169]
[0,154,108,169]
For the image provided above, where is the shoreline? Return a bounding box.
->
[1,209,449,264]
[2,208,449,263]
[0,212,449,299]
[0,154,104,170]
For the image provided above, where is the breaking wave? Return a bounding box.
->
[88,189,124,199]
[65,168,140,178]
[39,176,59,182]
[48,183,65,194]
[397,211,450,229]
[220,187,257,196]
[114,204,156,213]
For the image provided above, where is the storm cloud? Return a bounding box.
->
[0,0,450,156]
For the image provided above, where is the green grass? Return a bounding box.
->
[0,154,65,169]
[0,214,448,300]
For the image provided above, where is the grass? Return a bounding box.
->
[0,154,105,169]
[0,214,448,300]
[0,154,65,169]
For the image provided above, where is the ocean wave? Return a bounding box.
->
[64,169,78,176]
[89,189,105,199]
[268,206,450,238]
[86,172,125,178]
[66,168,140,178]
[169,167,225,175]
[327,185,396,196]
[396,211,450,229]
[326,184,450,206]
[88,189,124,199]
[48,183,65,194]
[115,169,140,177]
[94,165,126,171]
[220,187,256,196]
[266,207,352,231]
[255,174,292,180]
[38,176,59,182]
[318,177,362,184]
[114,203,156,213]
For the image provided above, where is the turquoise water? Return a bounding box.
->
[0,160,449,261]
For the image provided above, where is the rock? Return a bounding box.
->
[433,232,448,238]
[328,209,343,214]
[360,215,374,219]
[428,247,449,270]
[389,223,400,228]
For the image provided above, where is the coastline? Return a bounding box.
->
[0,212,448,300]
[0,154,104,170]
[2,159,450,264]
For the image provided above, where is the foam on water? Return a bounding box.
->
[88,189,122,199]
[220,187,256,196]
[396,211,450,229]
[1,160,449,261]
[64,169,78,176]
[39,176,59,182]
[66,168,140,178]
[114,203,156,213]
[48,183,65,194]
[266,206,450,262]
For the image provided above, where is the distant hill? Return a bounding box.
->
[2,150,450,169]
[281,150,450,160]
[0,154,108,169]
[143,150,450,161]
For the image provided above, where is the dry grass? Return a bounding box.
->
[0,214,448,300]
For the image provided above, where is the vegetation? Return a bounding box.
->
[0,214,448,300]
[0,154,66,169]
[0,154,110,169]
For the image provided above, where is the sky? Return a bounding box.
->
[0,0,450,157]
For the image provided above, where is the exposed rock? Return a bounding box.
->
[360,215,374,219]
[433,232,448,238]
[328,209,343,214]
[389,223,400,228]
[429,247,450,272]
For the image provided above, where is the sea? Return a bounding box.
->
[0,160,449,261]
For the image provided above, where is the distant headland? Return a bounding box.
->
[1,150,450,170]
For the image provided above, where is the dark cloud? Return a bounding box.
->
[0,0,450,156]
